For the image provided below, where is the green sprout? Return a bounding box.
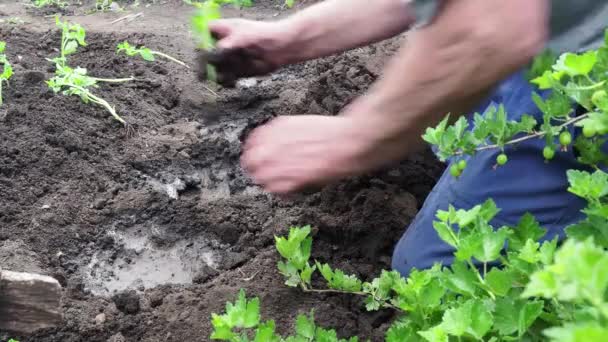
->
[31,0,68,8]
[117,41,189,68]
[48,18,134,126]
[0,42,13,107]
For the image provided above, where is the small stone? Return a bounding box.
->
[107,333,126,342]
[112,290,140,315]
[92,198,107,210]
[95,313,106,325]
[148,291,164,308]
[237,78,258,88]
[178,310,191,321]
[192,264,219,284]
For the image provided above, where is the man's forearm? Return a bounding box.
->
[279,0,416,64]
[346,0,549,158]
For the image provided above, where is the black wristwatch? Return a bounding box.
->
[410,0,441,27]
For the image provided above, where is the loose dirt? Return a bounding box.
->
[0,1,443,341]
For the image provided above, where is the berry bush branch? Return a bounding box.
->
[424,35,608,172]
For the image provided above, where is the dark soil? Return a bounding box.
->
[0,1,443,341]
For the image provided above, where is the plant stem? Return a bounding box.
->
[151,51,190,68]
[301,286,403,312]
[68,85,126,125]
[467,260,495,300]
[90,76,135,83]
[455,113,589,155]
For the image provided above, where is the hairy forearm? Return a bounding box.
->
[347,0,549,157]
[279,0,416,64]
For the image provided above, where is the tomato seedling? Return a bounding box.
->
[31,0,67,8]
[117,41,189,68]
[48,18,135,126]
[0,41,13,107]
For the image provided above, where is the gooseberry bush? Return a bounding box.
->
[210,31,608,342]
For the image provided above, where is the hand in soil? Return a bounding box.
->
[197,19,288,87]
[242,115,378,194]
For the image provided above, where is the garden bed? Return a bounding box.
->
[0,1,443,341]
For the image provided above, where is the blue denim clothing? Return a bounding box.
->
[391,71,593,277]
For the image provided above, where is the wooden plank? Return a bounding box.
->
[0,269,62,333]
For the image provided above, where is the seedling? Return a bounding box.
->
[48,18,135,126]
[211,289,358,341]
[95,0,114,11]
[117,41,189,68]
[0,17,26,25]
[31,0,67,8]
[191,1,223,81]
[0,42,13,107]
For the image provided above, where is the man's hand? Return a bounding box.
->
[200,0,415,87]
[241,0,549,195]
[197,19,291,87]
[242,115,374,194]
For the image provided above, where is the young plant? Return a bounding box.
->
[116,41,189,68]
[0,42,13,106]
[95,0,115,11]
[31,0,67,8]
[211,289,358,341]
[0,17,26,25]
[191,0,224,82]
[48,18,134,126]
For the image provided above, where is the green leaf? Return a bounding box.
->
[277,260,301,287]
[473,226,511,263]
[295,313,315,339]
[554,51,598,77]
[532,91,572,118]
[494,297,544,337]
[64,40,79,55]
[440,299,492,339]
[544,323,608,342]
[523,239,608,304]
[574,136,608,167]
[468,299,493,339]
[433,221,458,248]
[567,170,608,202]
[442,261,478,297]
[419,325,448,342]
[441,305,469,336]
[139,48,156,62]
[518,239,541,264]
[485,268,514,297]
[539,237,558,265]
[508,213,546,251]
[315,262,362,292]
[254,321,281,342]
[275,226,313,270]
[526,49,557,81]
[192,1,222,50]
[300,263,316,285]
[386,322,420,342]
